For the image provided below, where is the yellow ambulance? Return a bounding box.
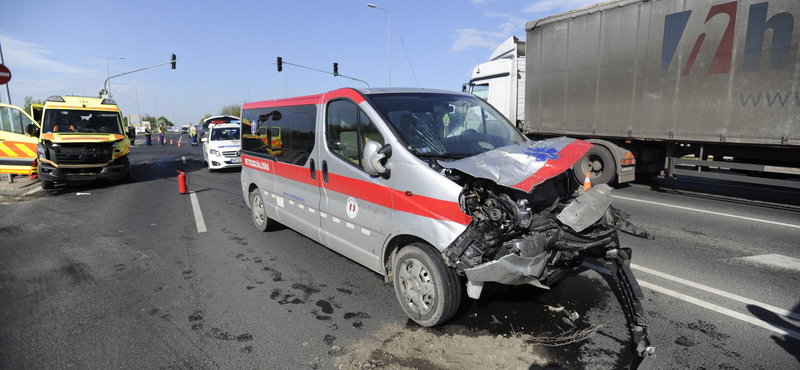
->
[0,103,39,177]
[26,96,131,189]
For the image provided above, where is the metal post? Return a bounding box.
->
[105,57,124,96]
[0,39,11,105]
[698,144,704,172]
[6,174,13,183]
[367,4,391,86]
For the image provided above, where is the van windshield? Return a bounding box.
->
[43,109,123,134]
[368,93,526,158]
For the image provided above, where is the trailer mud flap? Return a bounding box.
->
[601,248,656,370]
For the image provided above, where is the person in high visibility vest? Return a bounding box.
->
[159,124,166,146]
[189,125,198,147]
[144,126,153,146]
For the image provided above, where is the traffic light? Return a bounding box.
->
[333,62,339,76]
[277,57,283,72]
[171,54,177,69]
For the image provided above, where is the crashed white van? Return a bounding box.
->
[240,88,654,367]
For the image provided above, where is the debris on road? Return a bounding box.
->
[76,192,91,196]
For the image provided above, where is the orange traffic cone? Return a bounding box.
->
[583,171,592,191]
[178,140,182,147]
[170,139,174,145]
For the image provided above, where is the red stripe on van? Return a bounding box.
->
[509,140,593,192]
[322,88,366,104]
[244,155,469,225]
[243,94,323,110]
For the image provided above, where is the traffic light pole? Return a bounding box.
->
[103,57,177,97]
[276,60,369,87]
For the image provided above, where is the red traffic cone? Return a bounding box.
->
[583,171,592,191]
[178,140,182,147]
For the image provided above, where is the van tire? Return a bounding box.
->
[41,179,54,190]
[250,190,272,232]
[393,243,462,327]
[573,145,615,186]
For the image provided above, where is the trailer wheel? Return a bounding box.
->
[393,243,462,327]
[573,145,616,185]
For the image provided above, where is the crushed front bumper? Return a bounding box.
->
[38,158,129,183]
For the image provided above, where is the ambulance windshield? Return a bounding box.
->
[369,93,526,158]
[43,109,123,134]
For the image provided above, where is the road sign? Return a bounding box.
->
[0,64,10,85]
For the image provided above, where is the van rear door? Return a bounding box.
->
[0,104,39,175]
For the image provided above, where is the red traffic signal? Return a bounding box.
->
[277,57,283,72]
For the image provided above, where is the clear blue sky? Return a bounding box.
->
[0,0,598,125]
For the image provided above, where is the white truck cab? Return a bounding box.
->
[465,36,525,129]
[202,122,241,171]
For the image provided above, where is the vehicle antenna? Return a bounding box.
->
[400,38,419,88]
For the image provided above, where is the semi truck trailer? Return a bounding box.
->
[466,0,800,188]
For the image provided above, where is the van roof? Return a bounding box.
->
[242,87,471,110]
[43,95,120,111]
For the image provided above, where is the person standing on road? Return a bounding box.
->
[159,124,166,146]
[127,125,137,146]
[190,124,198,147]
[144,126,152,146]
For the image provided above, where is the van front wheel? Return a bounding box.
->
[393,243,462,327]
[250,191,272,232]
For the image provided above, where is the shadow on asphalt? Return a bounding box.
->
[617,176,800,210]
[747,303,800,364]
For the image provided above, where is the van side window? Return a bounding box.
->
[241,108,274,156]
[0,107,23,134]
[286,111,315,166]
[326,100,384,169]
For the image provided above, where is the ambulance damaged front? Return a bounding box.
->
[437,137,655,368]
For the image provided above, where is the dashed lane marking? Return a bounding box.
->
[738,254,800,273]
[611,195,800,230]
[631,263,800,321]
[182,156,186,164]
[189,191,207,233]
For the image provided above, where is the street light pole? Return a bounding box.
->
[135,81,147,121]
[105,57,125,96]
[239,84,250,102]
[367,4,390,87]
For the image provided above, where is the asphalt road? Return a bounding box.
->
[1,135,798,369]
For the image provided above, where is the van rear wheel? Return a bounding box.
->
[393,243,462,327]
[250,190,272,232]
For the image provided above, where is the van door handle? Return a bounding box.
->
[322,160,329,183]
[310,159,317,180]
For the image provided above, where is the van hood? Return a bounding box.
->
[438,136,592,193]
[42,133,126,143]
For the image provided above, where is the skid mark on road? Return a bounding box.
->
[611,195,800,229]
[189,191,207,233]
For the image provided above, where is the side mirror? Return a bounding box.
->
[26,124,39,138]
[462,83,467,92]
[363,141,392,178]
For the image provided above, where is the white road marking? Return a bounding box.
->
[611,195,800,229]
[639,280,800,340]
[346,222,355,229]
[631,263,800,321]
[361,228,370,236]
[738,254,800,273]
[320,212,327,218]
[23,187,42,196]
[189,192,207,233]
[182,156,186,164]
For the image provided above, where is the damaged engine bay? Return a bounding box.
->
[435,163,656,369]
